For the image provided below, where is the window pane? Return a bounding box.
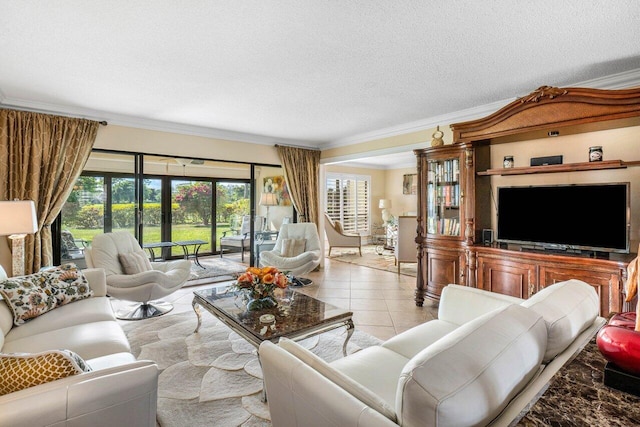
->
[171,179,213,256]
[60,175,105,268]
[326,173,370,235]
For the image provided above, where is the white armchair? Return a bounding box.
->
[84,231,191,320]
[259,223,322,276]
[394,216,417,274]
[324,213,362,256]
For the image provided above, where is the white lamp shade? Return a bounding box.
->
[378,199,392,209]
[260,193,278,206]
[0,200,38,236]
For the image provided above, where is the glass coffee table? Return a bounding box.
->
[192,285,355,357]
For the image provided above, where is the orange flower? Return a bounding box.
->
[274,273,289,289]
[247,267,262,276]
[263,273,275,284]
[236,272,255,284]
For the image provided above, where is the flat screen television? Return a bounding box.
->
[497,183,630,254]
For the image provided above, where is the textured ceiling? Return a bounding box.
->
[1,1,640,155]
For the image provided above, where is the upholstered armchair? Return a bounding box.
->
[84,231,191,320]
[220,215,265,261]
[324,213,362,256]
[259,223,322,276]
[394,216,417,274]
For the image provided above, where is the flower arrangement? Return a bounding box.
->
[230,266,290,310]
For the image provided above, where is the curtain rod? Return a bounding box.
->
[274,143,320,151]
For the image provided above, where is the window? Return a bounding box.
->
[326,173,370,234]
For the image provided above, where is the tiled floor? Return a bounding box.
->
[121,254,440,341]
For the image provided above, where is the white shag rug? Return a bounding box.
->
[122,310,382,426]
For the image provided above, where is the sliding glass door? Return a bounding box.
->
[170,179,213,257]
[57,151,282,266]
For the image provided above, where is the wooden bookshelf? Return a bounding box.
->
[477,159,629,176]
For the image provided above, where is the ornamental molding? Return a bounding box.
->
[519,86,568,103]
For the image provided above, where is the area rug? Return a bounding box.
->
[327,244,417,277]
[187,257,247,285]
[122,310,382,426]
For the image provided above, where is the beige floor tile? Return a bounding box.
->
[351,280,401,290]
[350,289,385,300]
[316,288,351,299]
[352,310,393,327]
[383,289,416,300]
[350,298,388,311]
[320,281,352,290]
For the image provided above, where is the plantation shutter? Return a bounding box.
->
[325,173,370,235]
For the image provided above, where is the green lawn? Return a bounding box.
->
[66,223,234,256]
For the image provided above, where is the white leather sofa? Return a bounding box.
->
[0,267,159,427]
[260,279,604,427]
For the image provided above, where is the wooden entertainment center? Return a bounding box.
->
[414,86,640,317]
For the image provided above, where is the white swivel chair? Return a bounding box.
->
[85,231,191,320]
[259,222,322,276]
[395,215,418,274]
[323,213,362,256]
[220,215,265,261]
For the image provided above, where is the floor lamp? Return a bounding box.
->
[0,200,38,277]
[259,192,278,231]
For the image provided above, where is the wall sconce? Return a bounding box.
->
[0,200,38,277]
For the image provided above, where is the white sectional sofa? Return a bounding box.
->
[0,266,158,427]
[260,279,605,427]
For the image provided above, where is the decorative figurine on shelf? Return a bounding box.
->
[431,126,444,147]
[596,245,640,377]
[503,156,514,168]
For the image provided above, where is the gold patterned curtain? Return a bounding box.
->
[276,145,320,227]
[0,109,99,274]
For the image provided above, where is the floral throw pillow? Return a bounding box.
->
[0,263,93,326]
[44,263,93,306]
[0,349,92,396]
[0,271,58,326]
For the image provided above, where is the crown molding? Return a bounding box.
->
[322,99,516,149]
[572,67,640,90]
[323,68,640,149]
[0,96,319,148]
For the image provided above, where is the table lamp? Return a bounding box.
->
[0,200,38,277]
[379,199,392,223]
[259,193,278,231]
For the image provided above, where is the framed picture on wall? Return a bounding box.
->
[403,174,417,195]
[263,175,292,205]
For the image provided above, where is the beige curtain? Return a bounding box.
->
[276,145,321,227]
[0,109,99,274]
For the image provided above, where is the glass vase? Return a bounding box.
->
[246,295,277,311]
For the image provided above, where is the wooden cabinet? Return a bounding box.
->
[476,253,537,299]
[472,246,630,316]
[414,143,490,306]
[415,85,640,312]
